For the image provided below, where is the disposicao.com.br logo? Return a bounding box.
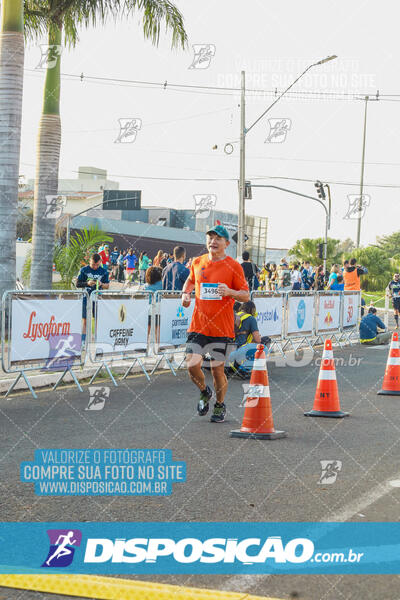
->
[81,536,363,565]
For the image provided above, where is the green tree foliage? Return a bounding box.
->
[289,237,342,266]
[22,226,112,288]
[376,230,400,259]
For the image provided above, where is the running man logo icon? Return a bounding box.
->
[188,44,216,69]
[194,194,217,219]
[43,333,81,371]
[42,529,82,568]
[265,118,291,143]
[114,118,142,143]
[36,44,62,69]
[44,195,66,219]
[344,194,371,220]
[86,386,110,411]
[318,460,342,485]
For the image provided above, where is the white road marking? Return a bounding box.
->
[322,474,400,522]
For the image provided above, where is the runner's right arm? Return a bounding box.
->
[181,279,195,307]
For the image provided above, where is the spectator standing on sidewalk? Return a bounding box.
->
[327,264,340,289]
[291,263,302,290]
[138,252,151,285]
[153,250,163,267]
[162,246,190,291]
[313,265,325,291]
[123,248,137,283]
[110,246,119,280]
[277,261,291,292]
[301,261,314,290]
[241,251,259,292]
[343,258,368,291]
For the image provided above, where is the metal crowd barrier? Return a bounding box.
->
[251,291,286,357]
[1,289,89,399]
[89,290,152,383]
[313,291,343,347]
[1,288,364,396]
[150,291,195,376]
[283,291,316,353]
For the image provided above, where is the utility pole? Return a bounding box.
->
[237,70,246,259]
[356,96,368,247]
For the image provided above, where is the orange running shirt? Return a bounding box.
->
[187,254,249,338]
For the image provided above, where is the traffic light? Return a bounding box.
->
[318,243,324,259]
[244,181,252,200]
[314,180,326,200]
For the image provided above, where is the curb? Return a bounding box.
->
[0,574,283,600]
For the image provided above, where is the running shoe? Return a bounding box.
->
[210,402,226,423]
[197,385,214,416]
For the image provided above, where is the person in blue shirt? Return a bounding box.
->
[109,246,119,280]
[330,274,344,291]
[76,253,109,331]
[123,248,138,284]
[359,307,391,345]
[162,246,190,291]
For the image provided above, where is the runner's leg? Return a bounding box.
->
[211,362,228,404]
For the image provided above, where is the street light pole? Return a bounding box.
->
[238,70,246,258]
[356,95,368,247]
[234,55,337,260]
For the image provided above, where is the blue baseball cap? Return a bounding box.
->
[206,225,229,241]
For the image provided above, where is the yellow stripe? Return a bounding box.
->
[0,574,283,600]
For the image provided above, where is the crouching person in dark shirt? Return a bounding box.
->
[359,307,391,345]
[226,301,268,379]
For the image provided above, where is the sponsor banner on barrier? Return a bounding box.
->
[287,295,314,335]
[94,297,148,353]
[317,294,341,332]
[343,293,360,328]
[10,299,82,364]
[254,296,283,338]
[158,298,194,346]
[0,522,399,574]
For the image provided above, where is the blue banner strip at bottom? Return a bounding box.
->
[1,522,400,574]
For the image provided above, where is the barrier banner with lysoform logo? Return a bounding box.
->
[317,294,341,332]
[287,295,314,335]
[254,296,283,338]
[342,293,360,328]
[0,522,399,574]
[158,298,194,346]
[94,297,149,353]
[10,299,82,364]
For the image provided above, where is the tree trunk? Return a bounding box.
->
[0,0,24,298]
[30,24,62,290]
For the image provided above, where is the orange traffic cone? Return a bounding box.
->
[230,344,286,439]
[377,332,400,396]
[304,339,349,418]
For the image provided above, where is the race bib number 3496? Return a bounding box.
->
[200,283,221,300]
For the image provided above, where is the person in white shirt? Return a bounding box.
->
[291,263,302,290]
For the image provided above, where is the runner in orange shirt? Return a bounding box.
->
[181,225,250,422]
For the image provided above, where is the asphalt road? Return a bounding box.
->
[1,340,400,599]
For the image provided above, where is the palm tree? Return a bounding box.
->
[0,0,24,300]
[25,0,187,289]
